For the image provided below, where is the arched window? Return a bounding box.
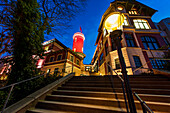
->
[133,19,150,29]
[141,36,159,50]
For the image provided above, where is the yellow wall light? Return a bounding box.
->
[104,12,125,32]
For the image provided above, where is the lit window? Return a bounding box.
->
[47,69,51,74]
[82,47,83,52]
[115,58,121,69]
[76,59,80,65]
[133,19,150,29]
[141,36,159,50]
[75,38,77,42]
[70,55,74,62]
[49,56,54,62]
[125,33,136,47]
[133,56,142,68]
[57,55,62,61]
[129,10,138,15]
[44,46,49,51]
[117,6,124,10]
[122,16,129,26]
[74,48,76,52]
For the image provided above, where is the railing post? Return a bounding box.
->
[110,30,137,113]
[1,84,15,113]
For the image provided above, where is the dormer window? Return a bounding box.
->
[133,19,150,29]
[129,8,138,15]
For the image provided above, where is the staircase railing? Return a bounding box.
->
[0,66,72,113]
[134,92,154,113]
[107,64,154,113]
[107,64,129,113]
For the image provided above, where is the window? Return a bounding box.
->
[117,6,124,11]
[129,10,138,15]
[103,28,108,37]
[133,56,142,68]
[149,58,167,69]
[57,55,62,61]
[115,58,121,69]
[47,69,51,74]
[75,38,77,42]
[125,33,136,47]
[74,48,76,52]
[54,68,59,74]
[111,38,116,51]
[122,16,129,26]
[49,56,54,62]
[99,53,104,66]
[133,19,150,29]
[105,41,109,56]
[44,46,49,51]
[76,59,80,65]
[163,37,170,45]
[141,36,159,50]
[70,55,74,62]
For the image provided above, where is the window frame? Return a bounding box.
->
[57,54,62,61]
[115,58,121,69]
[124,33,136,47]
[49,56,54,62]
[133,19,150,29]
[76,59,80,65]
[133,56,142,68]
[141,36,159,50]
[70,55,74,62]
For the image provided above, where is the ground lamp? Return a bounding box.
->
[104,12,137,113]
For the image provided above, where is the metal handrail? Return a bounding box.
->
[107,64,155,113]
[0,66,71,113]
[107,64,129,113]
[134,92,154,113]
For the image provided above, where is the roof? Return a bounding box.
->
[95,0,157,45]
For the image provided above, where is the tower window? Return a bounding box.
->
[74,48,76,52]
[133,56,142,68]
[133,19,150,29]
[125,33,136,47]
[141,36,159,50]
[75,38,77,42]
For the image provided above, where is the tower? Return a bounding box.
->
[72,32,85,53]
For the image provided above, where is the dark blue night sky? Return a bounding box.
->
[49,0,170,64]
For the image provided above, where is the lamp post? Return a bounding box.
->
[104,12,136,113]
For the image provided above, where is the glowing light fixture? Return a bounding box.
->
[104,12,125,32]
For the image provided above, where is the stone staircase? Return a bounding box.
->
[27,75,170,113]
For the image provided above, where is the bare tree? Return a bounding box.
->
[0,0,86,57]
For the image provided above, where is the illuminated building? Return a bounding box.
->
[91,0,168,75]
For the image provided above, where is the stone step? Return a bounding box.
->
[27,108,77,113]
[69,78,169,82]
[63,83,170,89]
[66,81,170,85]
[35,101,127,113]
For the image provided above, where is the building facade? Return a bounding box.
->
[39,38,86,76]
[91,0,168,75]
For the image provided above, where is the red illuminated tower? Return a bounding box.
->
[72,32,85,53]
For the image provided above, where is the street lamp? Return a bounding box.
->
[104,12,137,113]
